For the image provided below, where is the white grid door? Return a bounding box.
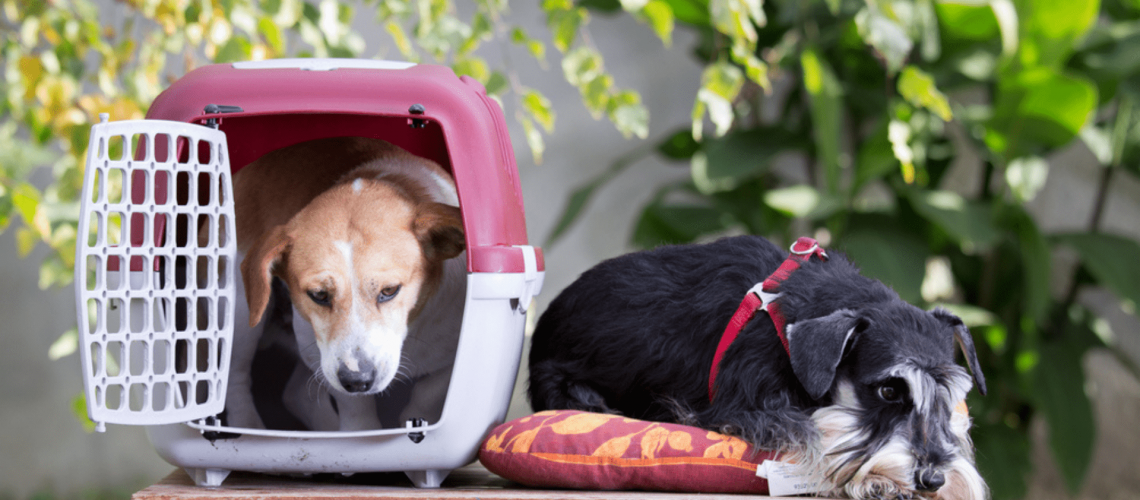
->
[76,117,236,429]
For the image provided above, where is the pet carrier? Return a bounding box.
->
[75,58,544,488]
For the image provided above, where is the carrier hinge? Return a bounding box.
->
[203,104,244,129]
[406,417,428,443]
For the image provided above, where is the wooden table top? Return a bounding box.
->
[133,464,807,499]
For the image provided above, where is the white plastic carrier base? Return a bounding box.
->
[76,116,544,489]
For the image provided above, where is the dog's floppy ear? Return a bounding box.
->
[241,225,291,327]
[933,308,988,396]
[786,309,867,400]
[414,202,465,262]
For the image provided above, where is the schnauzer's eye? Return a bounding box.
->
[378,285,401,303]
[307,289,331,306]
[878,383,903,402]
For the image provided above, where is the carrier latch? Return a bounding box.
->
[513,245,540,313]
[406,417,428,443]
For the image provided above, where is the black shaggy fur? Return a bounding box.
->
[528,235,986,459]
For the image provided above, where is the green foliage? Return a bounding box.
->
[544,0,1140,498]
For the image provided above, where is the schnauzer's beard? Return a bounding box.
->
[801,380,988,500]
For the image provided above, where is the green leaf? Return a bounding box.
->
[908,190,1000,252]
[855,6,913,75]
[1034,341,1096,494]
[546,145,653,247]
[1005,156,1049,202]
[1016,0,1100,68]
[841,221,929,303]
[632,202,727,248]
[709,0,764,43]
[989,68,1098,158]
[523,90,557,132]
[640,0,675,46]
[693,61,744,139]
[854,123,897,190]
[546,4,587,52]
[562,46,604,87]
[607,90,649,139]
[932,304,999,327]
[1056,232,1140,311]
[660,0,710,26]
[657,129,700,160]
[49,328,78,360]
[1005,206,1052,323]
[936,3,1000,42]
[71,392,96,432]
[16,226,38,257]
[510,27,547,62]
[519,115,545,165]
[484,71,509,96]
[214,36,251,63]
[973,422,1032,500]
[700,125,799,182]
[898,66,952,121]
[258,16,285,54]
[764,185,819,218]
[801,49,843,194]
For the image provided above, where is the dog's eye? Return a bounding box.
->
[378,285,401,303]
[307,290,331,306]
[878,384,902,402]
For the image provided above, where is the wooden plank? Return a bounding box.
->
[133,465,811,500]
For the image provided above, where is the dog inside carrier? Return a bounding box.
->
[75,58,544,488]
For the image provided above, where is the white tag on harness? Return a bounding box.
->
[756,460,828,496]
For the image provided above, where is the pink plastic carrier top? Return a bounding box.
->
[141,61,542,273]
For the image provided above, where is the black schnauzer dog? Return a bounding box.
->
[528,235,987,500]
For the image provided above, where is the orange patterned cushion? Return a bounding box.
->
[478,410,776,493]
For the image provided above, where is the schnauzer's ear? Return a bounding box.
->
[786,309,868,400]
[933,308,988,396]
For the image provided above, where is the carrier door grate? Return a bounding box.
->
[76,116,236,429]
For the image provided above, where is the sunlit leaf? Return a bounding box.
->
[1005,156,1049,202]
[49,328,78,360]
[72,392,96,432]
[608,90,649,139]
[693,61,744,139]
[1016,0,1099,68]
[989,68,1098,157]
[214,36,252,63]
[898,66,952,121]
[855,6,913,75]
[519,115,545,165]
[764,185,819,218]
[640,0,675,46]
[523,89,557,132]
[546,2,587,52]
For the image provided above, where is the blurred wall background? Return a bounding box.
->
[2,1,1138,499]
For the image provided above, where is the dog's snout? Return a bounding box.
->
[915,468,946,491]
[337,358,377,393]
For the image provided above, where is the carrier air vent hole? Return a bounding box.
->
[196,255,212,289]
[174,255,189,290]
[176,381,190,409]
[152,382,169,411]
[216,297,229,330]
[129,298,148,333]
[106,298,125,334]
[216,256,229,289]
[107,135,124,161]
[130,170,149,204]
[85,255,101,291]
[130,257,149,290]
[175,136,191,163]
[195,379,210,405]
[89,342,103,377]
[197,140,212,165]
[216,338,227,371]
[174,213,190,248]
[86,298,101,335]
[130,134,147,162]
[197,172,211,206]
[105,255,125,291]
[152,297,171,332]
[217,214,229,248]
[154,170,171,205]
[106,168,125,204]
[175,338,191,375]
[128,340,148,377]
[129,383,147,412]
[152,213,171,248]
[174,296,193,332]
[196,214,211,247]
[196,297,211,330]
[86,212,102,247]
[153,339,171,376]
[217,173,228,206]
[132,212,150,249]
[175,171,190,205]
[94,385,104,408]
[196,338,212,372]
[105,384,123,410]
[90,168,103,203]
[154,133,172,163]
[107,212,125,247]
[106,341,124,377]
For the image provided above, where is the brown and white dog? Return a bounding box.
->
[222,136,466,432]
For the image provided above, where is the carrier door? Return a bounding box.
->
[76,117,236,430]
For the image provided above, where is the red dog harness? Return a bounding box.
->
[708,237,828,401]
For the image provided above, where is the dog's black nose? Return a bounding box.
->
[915,468,946,491]
[337,360,376,393]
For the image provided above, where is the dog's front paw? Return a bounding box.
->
[843,475,914,500]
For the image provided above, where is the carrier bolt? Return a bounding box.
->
[408,104,426,128]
